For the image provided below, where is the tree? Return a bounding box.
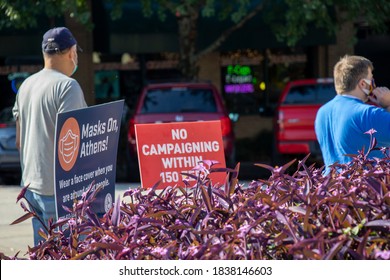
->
[0,0,96,104]
[138,0,390,78]
[1,0,390,85]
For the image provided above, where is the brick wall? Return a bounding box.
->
[198,52,221,92]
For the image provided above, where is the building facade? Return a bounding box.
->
[0,2,389,165]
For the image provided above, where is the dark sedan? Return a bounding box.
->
[0,107,20,184]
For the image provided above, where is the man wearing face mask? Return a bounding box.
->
[12,27,87,245]
[315,55,390,174]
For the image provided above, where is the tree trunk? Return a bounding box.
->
[65,4,95,105]
[176,2,265,80]
[177,7,199,80]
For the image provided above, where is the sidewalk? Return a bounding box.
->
[0,183,138,258]
[0,185,32,257]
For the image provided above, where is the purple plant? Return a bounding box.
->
[1,138,389,260]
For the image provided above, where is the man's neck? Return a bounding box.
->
[341,89,367,102]
[44,57,68,76]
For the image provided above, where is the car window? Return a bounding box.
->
[283,84,336,105]
[0,107,14,123]
[141,88,217,113]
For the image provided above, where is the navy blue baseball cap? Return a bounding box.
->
[42,27,80,54]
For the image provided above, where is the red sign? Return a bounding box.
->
[136,121,226,189]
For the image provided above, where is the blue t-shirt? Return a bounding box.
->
[315,95,390,173]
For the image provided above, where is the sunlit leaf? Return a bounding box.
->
[10,212,34,225]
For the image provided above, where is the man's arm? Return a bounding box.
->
[369,87,390,112]
[15,118,20,150]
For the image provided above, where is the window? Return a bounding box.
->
[141,88,217,113]
[283,84,336,105]
[0,107,14,123]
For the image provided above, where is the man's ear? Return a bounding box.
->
[68,48,75,60]
[357,79,365,89]
[67,46,76,59]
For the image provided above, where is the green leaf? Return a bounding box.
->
[351,225,360,235]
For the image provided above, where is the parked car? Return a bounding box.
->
[273,78,336,164]
[126,82,236,180]
[0,106,20,183]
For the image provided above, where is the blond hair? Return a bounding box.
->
[333,55,373,94]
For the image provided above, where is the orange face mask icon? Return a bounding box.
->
[59,130,79,164]
[58,117,80,171]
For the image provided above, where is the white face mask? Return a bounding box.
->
[362,79,374,96]
[70,47,78,76]
[71,58,78,76]
[362,87,370,96]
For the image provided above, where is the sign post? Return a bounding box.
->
[54,100,124,219]
[136,120,226,189]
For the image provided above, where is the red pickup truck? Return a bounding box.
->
[126,82,236,181]
[274,78,336,164]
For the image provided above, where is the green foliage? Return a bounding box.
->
[0,0,92,29]
[201,0,215,18]
[1,0,389,44]
[139,0,254,22]
[272,0,390,46]
[106,0,125,20]
[1,0,389,78]
[264,0,334,46]
[0,0,42,29]
[138,0,390,47]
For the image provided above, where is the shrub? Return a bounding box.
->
[1,135,389,260]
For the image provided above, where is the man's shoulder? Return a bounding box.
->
[42,70,80,88]
[25,69,68,83]
[318,95,338,111]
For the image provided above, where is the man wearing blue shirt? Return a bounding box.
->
[315,55,390,174]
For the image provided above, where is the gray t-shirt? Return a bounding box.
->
[13,68,87,196]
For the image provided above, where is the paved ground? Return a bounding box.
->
[0,183,139,258]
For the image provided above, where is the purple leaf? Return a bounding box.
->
[110,195,121,227]
[201,159,220,167]
[365,219,390,229]
[10,212,34,225]
[324,239,347,260]
[364,177,382,195]
[210,167,234,173]
[20,201,29,212]
[275,211,298,243]
[16,184,30,203]
[364,128,377,135]
[7,138,390,260]
[51,218,70,228]
[288,206,306,215]
[254,163,275,172]
[200,186,213,213]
